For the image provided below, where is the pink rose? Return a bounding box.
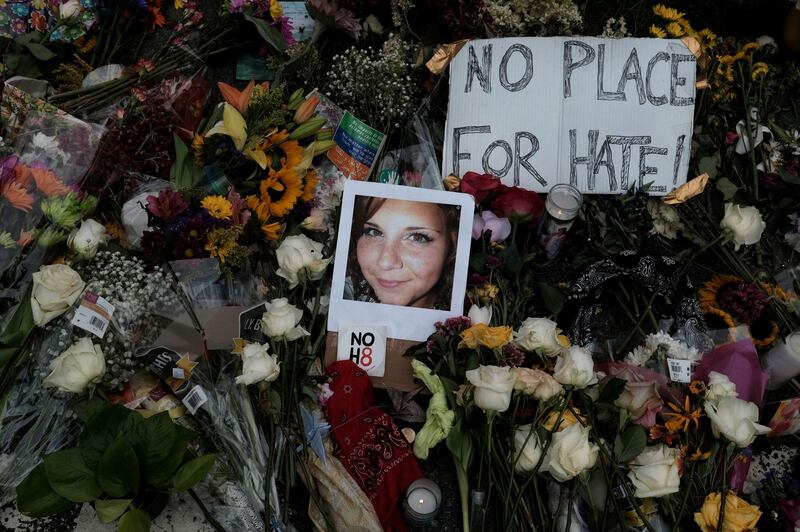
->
[472,211,512,242]
[615,381,663,428]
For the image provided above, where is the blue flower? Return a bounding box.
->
[11,3,29,17]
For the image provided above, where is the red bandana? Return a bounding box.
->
[325,361,422,531]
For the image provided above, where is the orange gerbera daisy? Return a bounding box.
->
[14,164,32,187]
[1,181,34,212]
[31,167,71,196]
[17,229,34,247]
[664,396,702,434]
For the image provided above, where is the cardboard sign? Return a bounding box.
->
[336,325,387,377]
[443,37,696,195]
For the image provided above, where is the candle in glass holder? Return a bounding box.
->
[538,184,583,259]
[764,331,800,390]
[404,478,441,527]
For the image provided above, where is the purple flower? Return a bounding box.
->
[274,16,296,46]
[472,211,512,242]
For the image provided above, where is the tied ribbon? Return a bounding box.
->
[298,405,331,464]
[662,173,709,204]
[426,39,469,75]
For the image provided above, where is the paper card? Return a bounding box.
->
[135,346,198,395]
[327,181,474,342]
[327,112,386,180]
[337,325,387,377]
[282,2,316,42]
[667,358,695,383]
[71,291,115,338]
[768,398,800,437]
[239,303,268,344]
[443,37,696,195]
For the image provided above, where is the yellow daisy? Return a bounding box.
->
[201,195,233,220]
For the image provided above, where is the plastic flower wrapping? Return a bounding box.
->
[0,1,800,532]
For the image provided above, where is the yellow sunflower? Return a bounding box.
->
[258,129,303,171]
[261,221,283,241]
[653,5,685,21]
[650,25,667,38]
[302,168,318,202]
[259,167,304,218]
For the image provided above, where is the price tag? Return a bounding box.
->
[71,291,114,338]
[667,358,695,383]
[337,324,387,377]
[182,386,209,415]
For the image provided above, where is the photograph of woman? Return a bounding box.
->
[345,196,460,310]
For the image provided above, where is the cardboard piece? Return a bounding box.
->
[443,37,697,195]
[155,306,246,355]
[324,333,419,392]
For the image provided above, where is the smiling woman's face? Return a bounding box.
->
[356,199,449,308]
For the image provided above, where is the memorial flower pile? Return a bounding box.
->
[0,1,799,531]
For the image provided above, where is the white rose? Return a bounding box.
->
[31,264,85,326]
[67,219,109,260]
[627,444,681,498]
[720,203,766,250]
[59,0,81,18]
[467,305,492,325]
[511,367,563,401]
[465,365,515,413]
[553,346,597,389]
[43,338,105,393]
[275,235,330,288]
[705,371,738,404]
[513,318,568,356]
[705,397,770,447]
[261,298,309,341]
[541,423,599,482]
[236,342,280,385]
[647,199,682,239]
[513,424,543,473]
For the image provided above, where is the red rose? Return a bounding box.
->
[460,172,502,203]
[491,186,544,224]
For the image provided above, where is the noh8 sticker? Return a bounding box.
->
[337,325,387,377]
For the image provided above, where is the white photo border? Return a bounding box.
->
[327,180,475,342]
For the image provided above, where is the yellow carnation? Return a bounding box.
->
[201,195,233,220]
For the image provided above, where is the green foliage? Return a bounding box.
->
[16,404,215,530]
[614,426,647,463]
[170,134,202,189]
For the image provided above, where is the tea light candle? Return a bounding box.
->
[404,478,441,526]
[764,331,800,390]
[538,184,583,259]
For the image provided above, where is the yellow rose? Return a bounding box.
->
[694,492,761,532]
[471,283,499,303]
[459,324,512,349]
[542,408,586,432]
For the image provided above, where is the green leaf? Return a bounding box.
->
[537,282,565,316]
[498,245,522,274]
[127,412,177,471]
[698,154,719,179]
[43,449,101,503]
[22,42,57,61]
[119,508,151,532]
[780,168,800,185]
[16,464,73,517]
[79,404,133,469]
[614,426,647,463]
[145,426,192,488]
[97,438,140,498]
[599,377,626,404]
[170,134,202,188]
[716,177,738,200]
[173,454,216,491]
[95,499,132,524]
[244,13,288,53]
[469,252,487,275]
